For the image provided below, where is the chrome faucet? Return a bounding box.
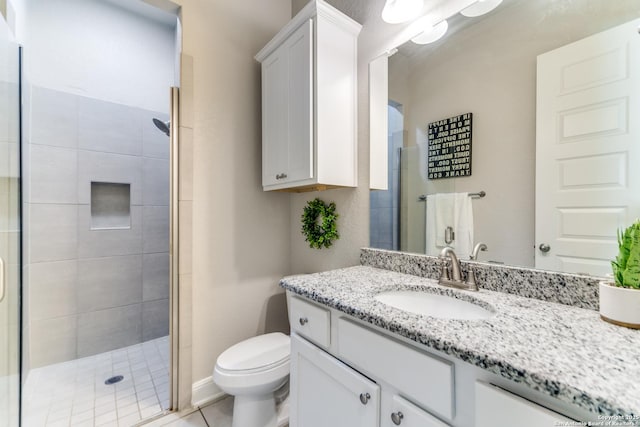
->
[467,242,488,290]
[438,247,478,291]
[470,242,488,260]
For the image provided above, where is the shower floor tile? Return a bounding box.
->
[23,336,170,427]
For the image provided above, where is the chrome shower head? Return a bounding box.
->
[153,118,170,136]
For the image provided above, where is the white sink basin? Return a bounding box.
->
[375,290,495,320]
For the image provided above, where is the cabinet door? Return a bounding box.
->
[261,20,313,188]
[476,382,574,427]
[291,334,380,427]
[262,42,289,186]
[284,19,313,184]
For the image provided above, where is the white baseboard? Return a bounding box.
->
[191,377,226,408]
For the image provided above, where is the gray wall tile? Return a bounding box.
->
[143,253,169,302]
[30,315,77,368]
[77,304,142,358]
[142,299,169,341]
[29,260,78,321]
[78,97,142,156]
[143,158,169,206]
[29,144,78,204]
[78,150,142,205]
[78,205,142,258]
[30,86,78,148]
[143,206,169,254]
[29,204,78,263]
[77,255,142,313]
[142,110,169,159]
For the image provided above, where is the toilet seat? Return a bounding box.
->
[213,332,291,397]
[217,332,290,373]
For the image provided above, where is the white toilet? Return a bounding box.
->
[213,332,290,427]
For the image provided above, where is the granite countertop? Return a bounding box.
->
[280,265,640,418]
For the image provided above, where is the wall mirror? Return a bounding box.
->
[369,0,640,277]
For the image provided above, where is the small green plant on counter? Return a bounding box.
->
[611,220,640,289]
[301,198,339,249]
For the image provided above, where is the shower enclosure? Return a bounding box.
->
[0,15,21,427]
[8,0,181,425]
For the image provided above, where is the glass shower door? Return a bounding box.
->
[0,16,21,427]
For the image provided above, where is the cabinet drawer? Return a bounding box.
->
[337,318,455,421]
[475,382,574,427]
[289,296,330,348]
[384,395,450,427]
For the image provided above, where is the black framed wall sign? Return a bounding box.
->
[427,113,472,179]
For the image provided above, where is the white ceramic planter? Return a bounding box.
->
[599,281,640,329]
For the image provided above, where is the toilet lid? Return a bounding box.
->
[217,332,290,371]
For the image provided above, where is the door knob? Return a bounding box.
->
[539,243,551,253]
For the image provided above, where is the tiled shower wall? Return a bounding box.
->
[23,85,170,368]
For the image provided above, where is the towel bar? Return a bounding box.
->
[417,191,485,202]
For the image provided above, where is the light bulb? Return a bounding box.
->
[382,0,424,24]
[411,20,449,45]
[460,0,503,18]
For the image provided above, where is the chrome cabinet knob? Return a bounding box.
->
[539,243,551,253]
[391,411,404,425]
[299,317,308,326]
[359,392,370,405]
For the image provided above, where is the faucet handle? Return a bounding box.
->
[465,267,479,291]
[439,257,451,281]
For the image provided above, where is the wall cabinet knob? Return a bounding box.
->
[391,411,404,425]
[299,317,308,326]
[275,173,288,180]
[359,393,370,405]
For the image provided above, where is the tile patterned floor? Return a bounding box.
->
[22,336,170,427]
[146,395,288,427]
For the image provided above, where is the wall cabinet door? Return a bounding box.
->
[261,19,313,188]
[291,334,380,427]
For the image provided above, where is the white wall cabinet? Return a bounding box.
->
[255,0,361,192]
[287,292,585,427]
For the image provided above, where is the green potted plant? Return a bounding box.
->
[600,220,640,328]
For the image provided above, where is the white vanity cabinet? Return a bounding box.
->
[255,0,361,192]
[287,293,586,427]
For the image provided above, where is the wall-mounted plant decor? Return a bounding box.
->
[301,198,339,249]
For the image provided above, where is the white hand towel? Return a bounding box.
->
[425,193,456,256]
[453,192,474,259]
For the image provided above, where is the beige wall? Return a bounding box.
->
[177,0,292,403]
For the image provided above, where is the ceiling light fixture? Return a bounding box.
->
[460,0,503,18]
[411,19,449,45]
[382,0,424,24]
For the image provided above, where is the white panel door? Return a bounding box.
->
[536,19,640,275]
[262,43,288,186]
[290,334,380,427]
[285,19,314,184]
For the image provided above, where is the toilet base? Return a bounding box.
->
[232,393,277,427]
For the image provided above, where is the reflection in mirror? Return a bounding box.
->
[369,0,640,277]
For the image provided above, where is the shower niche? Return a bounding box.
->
[90,181,131,230]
